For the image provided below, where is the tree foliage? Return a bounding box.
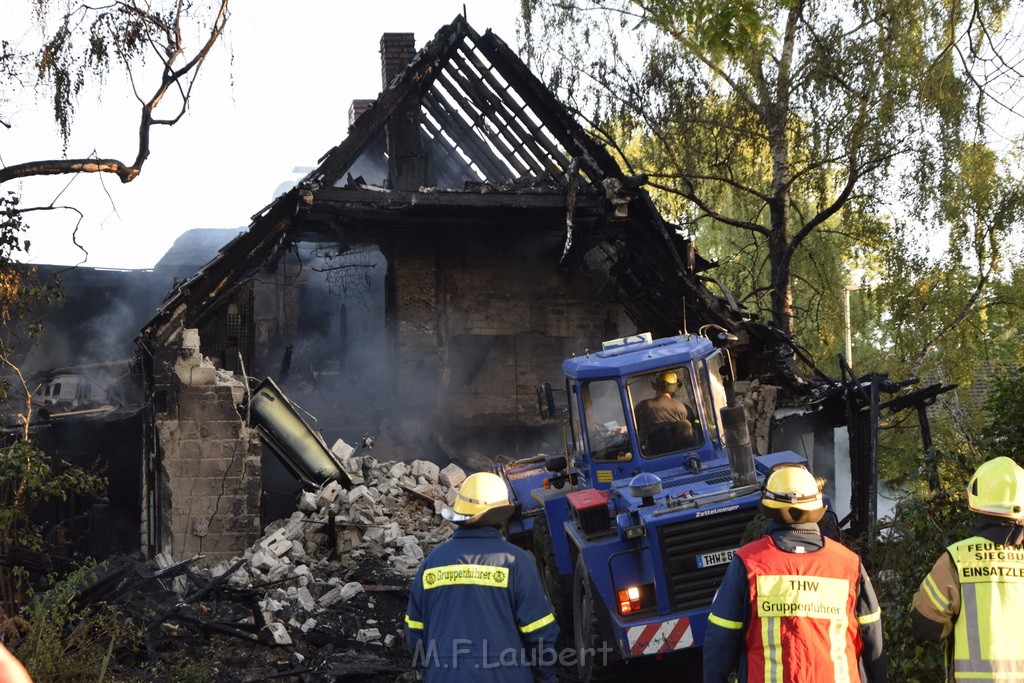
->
[977,365,1024,459]
[519,0,1024,345]
[873,362,1024,679]
[0,0,230,185]
[872,449,973,681]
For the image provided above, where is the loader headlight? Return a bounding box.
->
[616,583,654,615]
[623,524,646,539]
[616,511,647,541]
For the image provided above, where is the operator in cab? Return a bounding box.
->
[703,463,887,683]
[634,371,695,454]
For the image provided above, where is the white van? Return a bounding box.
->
[33,374,100,409]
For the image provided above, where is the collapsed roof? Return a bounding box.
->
[141,14,803,388]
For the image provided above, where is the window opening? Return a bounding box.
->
[581,379,631,463]
[627,367,705,457]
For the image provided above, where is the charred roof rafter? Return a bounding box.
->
[140,14,807,393]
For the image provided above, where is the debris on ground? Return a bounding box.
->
[94,442,468,681]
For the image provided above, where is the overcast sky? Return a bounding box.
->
[2,1,522,269]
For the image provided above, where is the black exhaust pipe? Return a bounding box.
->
[720,404,756,488]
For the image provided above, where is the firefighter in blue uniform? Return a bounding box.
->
[702,463,887,682]
[405,472,559,682]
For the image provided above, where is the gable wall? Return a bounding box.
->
[397,234,632,460]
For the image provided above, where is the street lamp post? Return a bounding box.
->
[844,284,869,369]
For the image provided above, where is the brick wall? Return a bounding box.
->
[390,235,622,428]
[151,327,262,564]
[394,238,440,413]
[435,238,629,429]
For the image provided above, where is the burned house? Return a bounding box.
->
[132,16,947,565]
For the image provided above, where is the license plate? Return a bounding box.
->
[695,548,737,569]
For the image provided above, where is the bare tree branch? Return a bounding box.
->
[0,0,230,186]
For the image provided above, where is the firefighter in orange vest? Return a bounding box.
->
[703,462,886,682]
[910,456,1024,681]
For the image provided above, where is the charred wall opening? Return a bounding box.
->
[246,241,389,520]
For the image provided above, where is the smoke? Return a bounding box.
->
[265,242,389,447]
[3,269,153,417]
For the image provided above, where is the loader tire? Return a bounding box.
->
[572,555,621,683]
[533,514,572,630]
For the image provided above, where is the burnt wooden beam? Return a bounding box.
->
[437,68,562,181]
[431,72,533,177]
[175,612,260,644]
[420,115,482,184]
[423,90,511,181]
[143,196,295,335]
[309,186,603,211]
[434,69,545,178]
[301,207,602,234]
[302,208,599,233]
[451,45,574,178]
[146,557,247,632]
[468,26,618,184]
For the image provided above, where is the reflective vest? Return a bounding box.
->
[736,535,862,683]
[947,536,1024,681]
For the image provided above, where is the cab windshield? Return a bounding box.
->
[581,379,631,463]
[627,366,705,457]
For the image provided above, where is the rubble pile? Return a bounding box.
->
[198,440,469,668]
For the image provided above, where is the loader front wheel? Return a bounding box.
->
[572,555,619,683]
[533,514,571,629]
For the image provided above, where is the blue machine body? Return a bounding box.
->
[494,333,806,662]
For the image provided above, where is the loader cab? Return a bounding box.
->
[562,333,732,488]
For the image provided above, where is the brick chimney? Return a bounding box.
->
[349,99,374,127]
[378,31,430,191]
[380,33,416,88]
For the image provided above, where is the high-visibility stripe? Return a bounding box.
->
[519,613,555,633]
[404,614,424,630]
[708,612,744,630]
[421,563,510,589]
[950,674,1024,680]
[964,582,984,664]
[922,574,950,612]
[857,609,881,625]
[828,614,851,683]
[953,659,1024,673]
[762,616,783,683]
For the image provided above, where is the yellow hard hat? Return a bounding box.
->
[967,457,1024,520]
[760,463,823,511]
[441,472,515,526]
[653,371,681,395]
